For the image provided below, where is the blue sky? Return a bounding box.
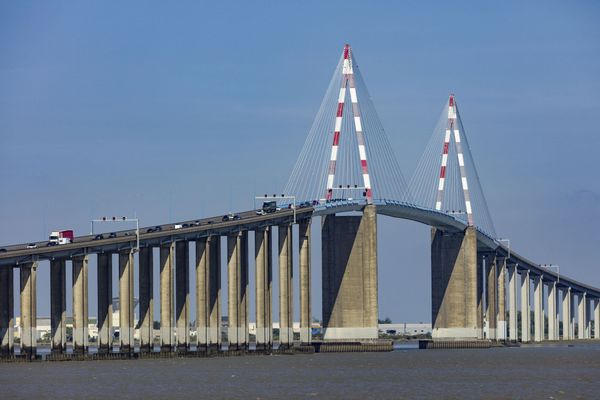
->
[1,0,599,322]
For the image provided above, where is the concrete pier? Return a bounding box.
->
[160,243,175,351]
[322,205,378,340]
[520,270,531,342]
[175,241,190,352]
[254,228,272,350]
[0,267,14,356]
[577,292,586,339]
[508,265,518,342]
[430,226,479,339]
[594,299,600,339]
[484,254,497,340]
[50,259,66,354]
[72,255,89,354]
[20,262,37,358]
[547,281,558,341]
[196,236,221,352]
[497,258,506,341]
[118,250,134,353]
[227,233,241,350]
[240,232,249,350]
[97,253,112,353]
[299,220,312,344]
[138,247,153,353]
[279,224,294,347]
[562,287,573,340]
[533,275,543,342]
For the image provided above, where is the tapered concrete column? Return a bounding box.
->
[562,287,572,340]
[594,299,600,339]
[0,267,14,356]
[160,243,175,351]
[227,233,241,350]
[255,228,273,350]
[520,270,531,342]
[72,256,89,354]
[240,232,249,350]
[547,281,558,340]
[175,241,190,352]
[533,275,543,342]
[50,259,66,354]
[138,247,153,353]
[299,220,312,344]
[484,254,497,340]
[430,226,479,339]
[578,292,587,339]
[97,253,112,353]
[196,236,221,352]
[119,250,134,353]
[497,258,507,341]
[586,300,592,339]
[279,224,294,348]
[508,265,518,342]
[322,206,378,340]
[20,263,37,358]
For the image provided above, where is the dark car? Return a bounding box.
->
[182,223,190,228]
[146,228,155,233]
[0,248,7,253]
[108,232,117,239]
[93,234,104,240]
[46,242,58,247]
[154,226,162,232]
[194,220,201,226]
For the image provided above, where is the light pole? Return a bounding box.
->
[255,194,297,224]
[90,216,140,253]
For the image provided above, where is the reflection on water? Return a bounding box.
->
[2,343,600,399]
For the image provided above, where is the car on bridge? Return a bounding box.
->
[26,243,37,249]
[94,234,104,240]
[222,213,241,221]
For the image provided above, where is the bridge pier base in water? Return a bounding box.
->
[321,204,378,340]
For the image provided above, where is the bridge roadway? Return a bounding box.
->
[1,199,599,297]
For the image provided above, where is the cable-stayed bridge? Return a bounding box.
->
[1,44,599,359]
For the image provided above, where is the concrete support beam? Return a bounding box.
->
[578,292,587,339]
[20,263,37,358]
[227,233,242,350]
[240,232,249,350]
[299,220,312,345]
[594,299,600,339]
[138,247,153,353]
[430,226,479,339]
[547,281,558,341]
[0,267,14,356]
[508,265,518,342]
[175,241,190,352]
[97,253,113,353]
[322,205,378,340]
[118,250,134,353]
[196,236,221,352]
[279,224,294,347]
[562,287,573,340]
[50,259,66,354]
[497,258,507,341]
[484,254,497,340]
[255,228,272,350]
[533,275,543,342]
[160,243,175,351]
[72,255,89,354]
[520,270,531,342]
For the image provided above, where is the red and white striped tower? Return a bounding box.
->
[434,95,474,226]
[325,44,373,203]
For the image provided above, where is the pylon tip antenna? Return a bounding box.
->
[343,44,351,59]
[449,93,455,107]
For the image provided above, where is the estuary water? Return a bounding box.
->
[1,343,599,399]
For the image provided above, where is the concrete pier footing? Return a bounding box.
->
[430,226,480,339]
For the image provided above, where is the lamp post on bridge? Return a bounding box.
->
[90,216,140,253]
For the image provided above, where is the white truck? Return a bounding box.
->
[48,230,74,246]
